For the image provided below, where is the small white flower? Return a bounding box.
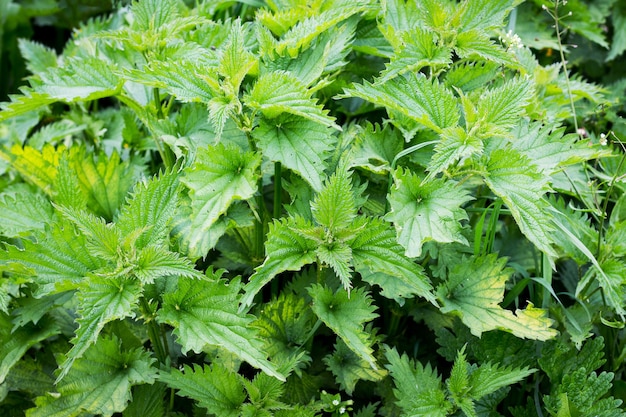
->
[600,133,608,146]
[339,407,346,414]
[332,399,340,406]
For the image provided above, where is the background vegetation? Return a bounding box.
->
[1,0,626,416]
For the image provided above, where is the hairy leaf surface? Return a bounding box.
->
[437,255,558,340]
[159,275,285,381]
[387,168,472,258]
[309,285,378,370]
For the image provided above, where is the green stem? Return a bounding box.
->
[550,1,580,136]
[597,145,626,258]
[140,298,168,364]
[255,176,266,261]
[273,161,282,219]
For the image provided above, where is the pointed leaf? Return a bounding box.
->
[59,275,142,381]
[308,285,378,369]
[0,190,54,237]
[116,168,180,249]
[219,19,257,93]
[351,217,436,305]
[181,142,260,247]
[344,72,459,133]
[159,364,245,417]
[134,245,203,284]
[67,147,144,221]
[241,217,318,309]
[0,90,56,122]
[311,170,356,231]
[55,205,121,261]
[380,27,451,82]
[349,122,404,174]
[323,340,386,395]
[30,336,156,417]
[38,57,122,102]
[158,275,285,381]
[255,114,333,192]
[476,78,532,136]
[0,144,61,195]
[17,38,58,75]
[455,30,518,67]
[0,314,59,385]
[469,362,535,399]
[0,222,106,297]
[426,126,483,180]
[126,60,219,103]
[245,71,339,128]
[387,168,473,258]
[437,254,558,340]
[384,346,451,417]
[483,148,558,262]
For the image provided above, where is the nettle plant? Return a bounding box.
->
[0,0,625,416]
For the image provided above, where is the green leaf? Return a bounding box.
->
[219,19,257,93]
[379,27,451,82]
[311,170,356,232]
[134,245,203,284]
[323,339,386,395]
[245,71,339,129]
[580,259,626,319]
[348,122,404,174]
[447,347,475,417]
[121,384,167,417]
[180,142,259,254]
[37,57,122,102]
[255,115,333,192]
[59,275,143,381]
[0,190,54,237]
[17,38,58,75]
[0,222,106,297]
[131,0,183,31]
[316,242,354,291]
[426,126,484,180]
[454,30,518,67]
[116,168,180,249]
[0,144,61,195]
[159,364,245,417]
[444,61,499,92]
[468,361,536,400]
[55,205,121,261]
[0,314,59,385]
[350,217,437,305]
[158,274,285,381]
[544,368,626,417]
[275,1,369,57]
[67,147,144,221]
[126,60,219,103]
[384,346,452,417]
[459,0,518,31]
[483,148,558,262]
[508,120,608,175]
[607,5,626,61]
[437,254,558,340]
[308,285,378,370]
[241,217,318,309]
[27,119,86,149]
[387,168,473,258]
[475,78,533,136]
[29,335,156,417]
[0,90,56,122]
[343,72,459,133]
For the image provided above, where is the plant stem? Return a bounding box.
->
[140,297,168,365]
[273,161,282,219]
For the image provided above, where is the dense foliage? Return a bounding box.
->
[1,0,626,415]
